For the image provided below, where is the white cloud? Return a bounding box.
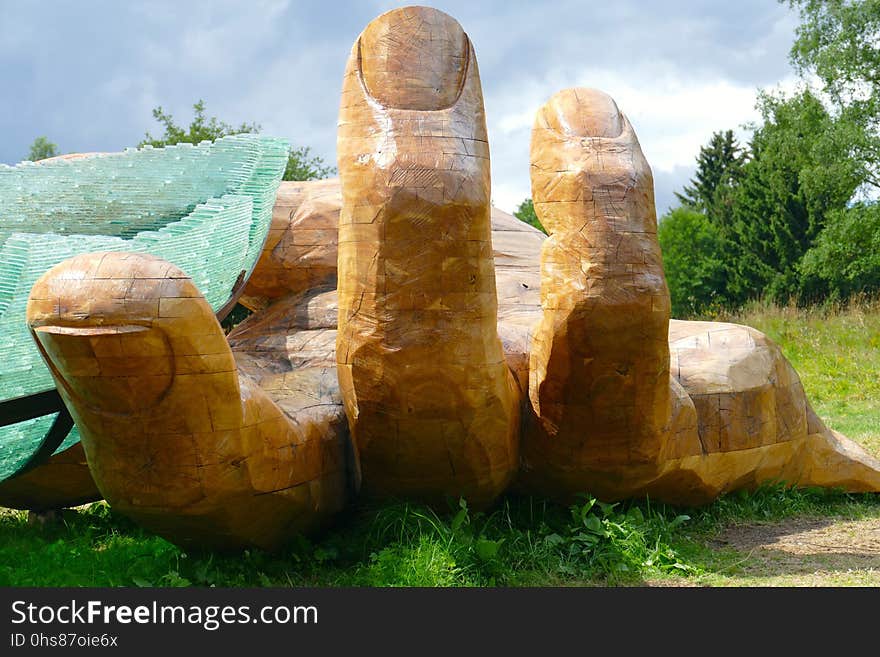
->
[176,0,291,75]
[482,70,805,214]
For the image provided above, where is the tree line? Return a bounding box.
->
[649,0,880,316]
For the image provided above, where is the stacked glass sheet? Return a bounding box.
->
[0,134,289,481]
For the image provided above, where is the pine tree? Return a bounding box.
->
[724,90,861,303]
[675,130,746,222]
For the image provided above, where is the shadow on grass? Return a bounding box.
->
[2,484,879,587]
[703,515,880,579]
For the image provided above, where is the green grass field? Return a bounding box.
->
[3,302,879,587]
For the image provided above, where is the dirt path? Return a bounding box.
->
[701,516,880,586]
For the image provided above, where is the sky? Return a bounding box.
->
[0,0,802,215]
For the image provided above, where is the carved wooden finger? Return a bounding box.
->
[26,252,349,550]
[652,320,880,502]
[335,6,519,507]
[522,88,700,497]
[242,179,342,312]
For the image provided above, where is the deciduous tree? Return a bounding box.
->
[658,207,726,317]
[26,137,58,162]
[140,100,334,182]
[513,198,545,234]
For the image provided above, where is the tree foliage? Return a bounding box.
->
[658,2,880,311]
[788,0,880,189]
[513,198,546,234]
[26,136,59,162]
[800,201,880,300]
[658,207,727,317]
[674,129,746,221]
[140,100,334,181]
[723,89,862,303]
[284,145,335,181]
[140,100,259,148]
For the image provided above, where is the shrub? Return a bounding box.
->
[513,198,546,234]
[800,202,880,302]
[658,206,727,317]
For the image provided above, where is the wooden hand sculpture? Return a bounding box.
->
[335,6,519,506]
[12,7,880,552]
[522,88,700,499]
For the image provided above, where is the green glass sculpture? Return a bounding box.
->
[0,134,289,481]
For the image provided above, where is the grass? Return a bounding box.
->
[2,300,879,587]
[0,495,696,587]
[4,486,878,588]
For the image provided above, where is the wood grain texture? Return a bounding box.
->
[520,88,700,497]
[335,6,519,507]
[241,178,342,311]
[26,252,350,550]
[244,176,880,504]
[518,87,880,501]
